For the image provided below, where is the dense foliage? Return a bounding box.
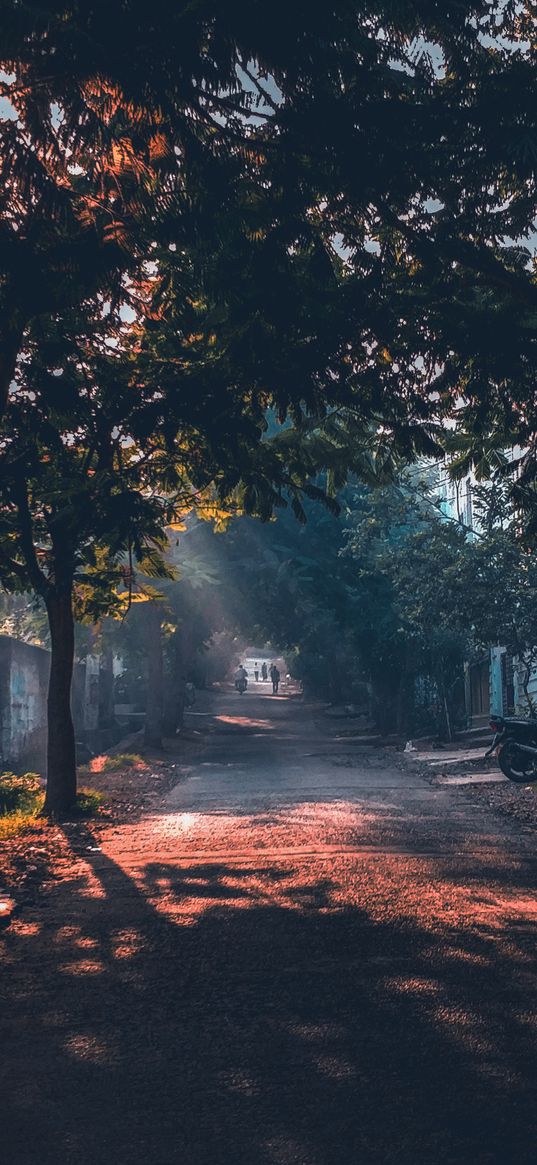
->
[1,4,537,810]
[206,474,537,735]
[2,2,537,437]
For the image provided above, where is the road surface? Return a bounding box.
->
[3,686,537,1164]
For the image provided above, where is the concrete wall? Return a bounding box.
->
[0,636,50,772]
[0,636,92,774]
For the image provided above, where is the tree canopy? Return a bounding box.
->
[204,471,537,734]
[2,3,537,813]
[2,0,536,438]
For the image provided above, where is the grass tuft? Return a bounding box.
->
[0,772,43,838]
[75,788,105,816]
[0,773,105,838]
[89,752,145,774]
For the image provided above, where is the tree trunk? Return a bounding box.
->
[144,603,164,748]
[163,685,186,737]
[443,693,453,743]
[395,670,409,737]
[327,655,343,703]
[372,677,395,736]
[43,590,77,818]
[162,632,186,737]
[98,642,115,729]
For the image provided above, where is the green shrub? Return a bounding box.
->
[76,789,104,816]
[0,772,41,815]
[100,753,144,772]
[0,809,40,840]
[0,777,104,839]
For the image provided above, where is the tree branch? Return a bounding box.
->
[375,198,537,310]
[0,548,28,582]
[11,478,49,595]
[240,64,280,114]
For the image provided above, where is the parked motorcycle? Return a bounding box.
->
[486,714,537,782]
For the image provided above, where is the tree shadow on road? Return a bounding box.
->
[2,821,537,1165]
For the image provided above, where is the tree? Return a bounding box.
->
[0,290,393,814]
[452,483,537,714]
[344,477,537,729]
[2,1,537,440]
[347,487,471,737]
[0,313,182,815]
[198,486,377,706]
[159,473,537,737]
[112,545,220,746]
[214,478,472,736]
[3,1,537,808]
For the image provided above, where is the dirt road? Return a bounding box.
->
[3,687,537,1164]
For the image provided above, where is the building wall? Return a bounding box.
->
[0,636,50,772]
[0,636,91,773]
[513,658,537,714]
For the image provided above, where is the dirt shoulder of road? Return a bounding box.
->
[459,776,537,830]
[0,698,214,917]
[404,739,537,831]
[316,703,537,832]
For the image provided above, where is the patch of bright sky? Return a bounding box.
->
[235,62,283,115]
[389,38,446,79]
[0,97,16,120]
[119,304,137,324]
[0,70,17,122]
[50,102,62,129]
[391,21,536,258]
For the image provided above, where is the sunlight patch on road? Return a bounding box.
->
[216,715,275,729]
[63,1033,116,1064]
[218,1068,262,1096]
[58,958,105,976]
[314,1054,356,1079]
[436,773,507,786]
[383,976,443,996]
[111,927,143,960]
[9,920,41,937]
[73,934,99,951]
[114,837,537,957]
[177,812,199,831]
[380,977,500,1061]
[76,866,107,899]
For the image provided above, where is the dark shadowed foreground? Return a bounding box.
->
[3,687,537,1164]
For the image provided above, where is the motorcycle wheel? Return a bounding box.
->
[497,740,537,783]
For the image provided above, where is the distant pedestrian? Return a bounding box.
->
[254,662,259,681]
[261,662,268,682]
[234,664,248,693]
[270,663,280,694]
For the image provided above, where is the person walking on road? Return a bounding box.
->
[270,663,280,694]
[254,662,259,682]
[261,662,268,682]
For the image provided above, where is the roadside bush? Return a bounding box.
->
[0,775,103,839]
[76,789,105,816]
[100,753,144,772]
[0,772,41,815]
